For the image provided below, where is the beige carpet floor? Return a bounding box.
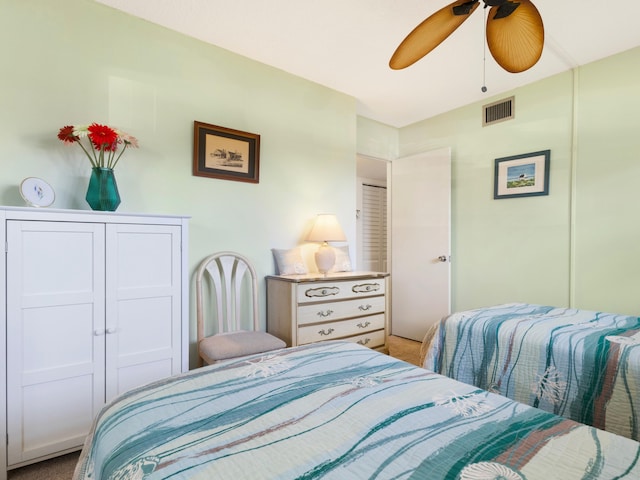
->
[387,334,423,366]
[9,336,423,479]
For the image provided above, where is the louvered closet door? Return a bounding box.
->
[362,184,387,272]
[104,223,181,402]
[6,221,105,465]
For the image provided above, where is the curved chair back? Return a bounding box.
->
[196,251,259,344]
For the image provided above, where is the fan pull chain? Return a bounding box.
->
[481,8,487,92]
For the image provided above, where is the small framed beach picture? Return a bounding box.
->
[193,121,260,184]
[494,150,550,199]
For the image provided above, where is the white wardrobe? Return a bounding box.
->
[0,207,189,476]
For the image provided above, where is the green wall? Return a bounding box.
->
[573,48,640,313]
[0,0,357,366]
[395,47,640,316]
[356,116,398,160]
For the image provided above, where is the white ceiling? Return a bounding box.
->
[96,0,640,128]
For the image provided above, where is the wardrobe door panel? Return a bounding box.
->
[6,221,105,465]
[105,224,182,402]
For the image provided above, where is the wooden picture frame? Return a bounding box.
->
[494,150,550,199]
[193,121,260,184]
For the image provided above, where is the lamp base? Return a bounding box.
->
[314,242,336,275]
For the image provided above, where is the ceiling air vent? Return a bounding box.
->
[482,96,514,127]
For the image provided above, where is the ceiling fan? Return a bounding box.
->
[389,0,544,73]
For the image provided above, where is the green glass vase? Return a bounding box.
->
[85,167,121,211]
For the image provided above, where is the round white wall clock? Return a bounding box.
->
[20,177,55,207]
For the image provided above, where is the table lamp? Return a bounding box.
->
[306,214,346,275]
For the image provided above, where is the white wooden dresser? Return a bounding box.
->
[266,271,390,352]
[0,206,189,478]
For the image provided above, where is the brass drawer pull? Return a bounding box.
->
[318,328,335,336]
[358,304,372,311]
[352,283,380,294]
[317,309,334,318]
[357,321,371,329]
[305,286,340,298]
[357,338,371,345]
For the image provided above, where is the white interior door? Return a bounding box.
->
[391,148,451,341]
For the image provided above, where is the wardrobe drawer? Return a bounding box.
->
[297,278,386,304]
[297,296,385,325]
[298,314,385,344]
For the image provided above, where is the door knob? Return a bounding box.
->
[437,255,448,262]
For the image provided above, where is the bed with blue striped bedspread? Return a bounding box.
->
[74,341,639,479]
[423,303,640,441]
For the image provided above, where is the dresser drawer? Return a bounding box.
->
[297,278,386,304]
[297,295,385,325]
[298,314,385,344]
[344,329,386,349]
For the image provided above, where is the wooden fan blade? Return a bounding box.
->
[389,0,480,70]
[486,0,544,73]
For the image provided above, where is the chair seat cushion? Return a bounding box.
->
[199,331,287,363]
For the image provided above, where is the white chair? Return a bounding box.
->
[196,251,286,365]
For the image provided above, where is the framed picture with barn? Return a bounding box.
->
[494,150,550,199]
[193,121,260,184]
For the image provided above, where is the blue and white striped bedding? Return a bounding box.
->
[74,341,640,479]
[423,303,640,441]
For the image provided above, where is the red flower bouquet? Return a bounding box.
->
[57,123,139,169]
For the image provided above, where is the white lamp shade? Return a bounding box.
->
[306,214,346,243]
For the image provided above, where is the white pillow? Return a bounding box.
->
[330,245,352,272]
[272,247,308,275]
